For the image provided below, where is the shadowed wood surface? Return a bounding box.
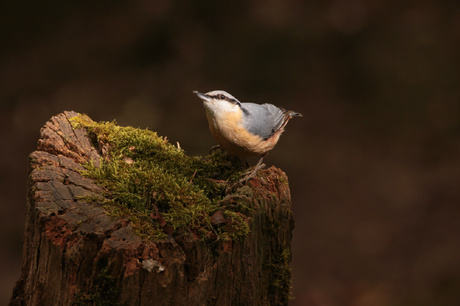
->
[10,111,294,306]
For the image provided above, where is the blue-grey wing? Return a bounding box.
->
[241,103,287,140]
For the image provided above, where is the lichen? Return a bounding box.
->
[70,114,250,242]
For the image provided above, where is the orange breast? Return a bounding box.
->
[206,109,284,157]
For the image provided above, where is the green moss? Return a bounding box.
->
[268,247,293,305]
[72,266,120,306]
[70,114,249,242]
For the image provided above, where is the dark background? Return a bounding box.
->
[1,1,460,305]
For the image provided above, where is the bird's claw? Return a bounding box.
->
[209,145,221,154]
[238,163,266,183]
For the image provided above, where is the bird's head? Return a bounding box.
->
[193,90,241,116]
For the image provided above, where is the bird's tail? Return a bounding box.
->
[276,109,302,132]
[288,110,303,118]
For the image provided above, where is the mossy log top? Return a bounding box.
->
[10,111,294,306]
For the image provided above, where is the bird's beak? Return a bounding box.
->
[193,90,210,102]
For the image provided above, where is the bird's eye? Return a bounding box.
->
[219,94,225,100]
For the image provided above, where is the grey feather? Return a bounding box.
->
[241,103,287,140]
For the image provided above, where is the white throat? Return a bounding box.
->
[203,100,240,118]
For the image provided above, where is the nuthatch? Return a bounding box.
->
[193,90,302,180]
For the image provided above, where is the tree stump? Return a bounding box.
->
[10,111,294,306]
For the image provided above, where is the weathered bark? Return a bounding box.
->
[10,111,294,306]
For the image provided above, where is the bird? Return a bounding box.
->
[193,90,302,181]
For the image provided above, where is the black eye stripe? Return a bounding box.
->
[210,94,239,105]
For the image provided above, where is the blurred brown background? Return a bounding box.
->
[1,1,460,305]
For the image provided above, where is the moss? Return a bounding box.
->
[72,265,120,306]
[268,247,293,305]
[70,114,249,242]
[278,175,288,185]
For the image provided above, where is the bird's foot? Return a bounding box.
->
[238,163,266,183]
[209,145,221,154]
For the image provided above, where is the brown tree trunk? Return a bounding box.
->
[10,111,294,306]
